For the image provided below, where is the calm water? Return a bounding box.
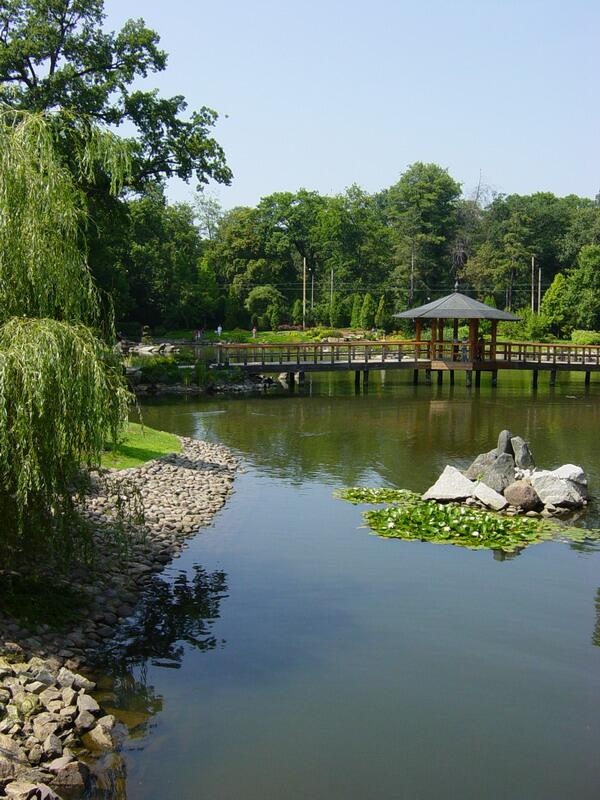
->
[110,371,600,800]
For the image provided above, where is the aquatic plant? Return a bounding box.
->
[336,487,598,552]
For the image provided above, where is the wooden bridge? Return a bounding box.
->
[215,339,600,388]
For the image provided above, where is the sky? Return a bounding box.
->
[104,0,599,210]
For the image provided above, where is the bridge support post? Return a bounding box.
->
[532,370,538,389]
[413,369,419,385]
[449,370,455,386]
[363,370,369,387]
[298,371,306,384]
[550,369,557,386]
[437,370,443,385]
[354,370,361,390]
[491,370,498,387]
[475,370,481,388]
[288,372,295,386]
[466,370,472,387]
[585,370,591,386]
[425,368,432,385]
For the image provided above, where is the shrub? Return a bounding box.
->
[138,356,182,385]
[571,330,600,345]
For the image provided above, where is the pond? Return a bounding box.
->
[108,370,600,800]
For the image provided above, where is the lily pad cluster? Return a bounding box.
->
[336,487,597,552]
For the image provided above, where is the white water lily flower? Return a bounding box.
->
[472,531,480,537]
[387,521,395,529]
[444,525,451,532]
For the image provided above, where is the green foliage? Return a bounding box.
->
[498,308,551,341]
[359,292,377,329]
[0,109,132,570]
[540,272,571,335]
[137,356,182,385]
[0,318,130,566]
[292,299,303,326]
[0,0,231,189]
[350,294,362,328]
[571,330,600,345]
[374,295,387,329]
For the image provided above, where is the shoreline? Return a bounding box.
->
[0,436,239,798]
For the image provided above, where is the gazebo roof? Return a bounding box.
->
[393,292,521,321]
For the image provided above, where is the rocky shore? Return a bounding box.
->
[0,436,238,799]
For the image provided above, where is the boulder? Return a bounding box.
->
[0,734,27,779]
[32,714,60,742]
[48,760,89,798]
[472,482,508,511]
[422,466,475,502]
[504,480,541,512]
[4,781,60,800]
[74,710,95,732]
[464,450,497,481]
[76,694,99,716]
[552,464,587,486]
[479,453,516,494]
[511,436,535,469]
[42,734,62,759]
[497,430,514,456]
[530,472,585,508]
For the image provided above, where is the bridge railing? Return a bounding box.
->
[216,340,431,367]
[216,339,600,369]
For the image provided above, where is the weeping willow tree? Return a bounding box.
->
[0,108,132,570]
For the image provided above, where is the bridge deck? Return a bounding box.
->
[214,340,600,375]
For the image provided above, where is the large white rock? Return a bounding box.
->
[551,464,587,486]
[423,466,475,502]
[530,472,585,507]
[472,481,508,511]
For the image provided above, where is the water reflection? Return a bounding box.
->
[88,564,229,798]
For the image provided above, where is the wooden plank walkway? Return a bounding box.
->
[215,340,600,379]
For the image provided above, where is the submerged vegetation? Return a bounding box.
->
[336,488,598,552]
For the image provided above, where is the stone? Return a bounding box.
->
[479,453,515,494]
[464,449,498,481]
[48,759,89,797]
[56,669,94,692]
[530,472,585,508]
[43,734,62,759]
[422,466,475,502]
[4,781,60,800]
[76,693,99,715]
[82,724,113,751]
[74,710,95,732]
[32,714,59,742]
[472,482,508,511]
[511,436,535,469]
[551,464,587,486]
[497,429,514,456]
[0,733,28,779]
[46,754,74,772]
[503,480,541,512]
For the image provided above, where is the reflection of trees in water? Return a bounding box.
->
[592,588,600,648]
[88,565,229,797]
[137,380,600,492]
[119,565,228,668]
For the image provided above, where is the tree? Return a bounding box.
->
[0,0,231,188]
[540,272,571,335]
[359,293,376,329]
[329,292,343,328]
[0,108,130,569]
[566,245,600,331]
[291,299,303,326]
[350,294,362,328]
[385,163,461,303]
[374,295,387,329]
[244,285,285,329]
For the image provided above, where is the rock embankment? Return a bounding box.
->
[0,436,238,799]
[423,430,589,517]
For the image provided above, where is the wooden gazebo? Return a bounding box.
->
[393,291,520,363]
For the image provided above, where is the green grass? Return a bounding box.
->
[102,422,182,470]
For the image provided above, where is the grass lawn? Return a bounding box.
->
[102,422,182,470]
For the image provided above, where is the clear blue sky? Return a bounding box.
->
[105,0,599,209]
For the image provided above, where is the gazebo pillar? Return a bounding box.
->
[490,319,498,360]
[469,319,479,361]
[453,319,459,361]
[430,319,437,360]
[438,317,444,359]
